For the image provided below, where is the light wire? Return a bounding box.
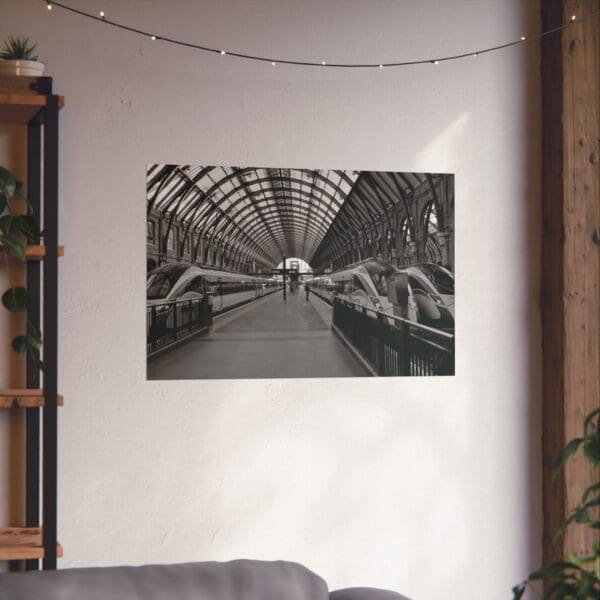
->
[43,1,600,69]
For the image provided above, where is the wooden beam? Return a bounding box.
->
[541,0,600,566]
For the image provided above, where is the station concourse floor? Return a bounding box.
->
[147,290,369,379]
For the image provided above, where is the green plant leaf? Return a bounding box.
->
[511,583,525,600]
[584,408,600,434]
[1,286,28,312]
[583,431,600,467]
[0,34,38,61]
[11,335,28,353]
[26,321,42,349]
[0,165,17,199]
[582,482,600,503]
[552,438,584,480]
[18,215,40,242]
[0,232,25,260]
[0,214,15,233]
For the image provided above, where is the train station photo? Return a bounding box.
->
[146,166,455,379]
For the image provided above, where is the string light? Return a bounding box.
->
[151,35,157,41]
[41,1,599,70]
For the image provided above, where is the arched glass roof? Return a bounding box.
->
[147,165,439,271]
[147,165,359,266]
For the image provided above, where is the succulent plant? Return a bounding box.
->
[0,34,39,61]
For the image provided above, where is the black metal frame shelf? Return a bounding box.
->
[0,76,63,571]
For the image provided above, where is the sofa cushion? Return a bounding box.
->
[0,560,329,600]
[330,588,411,600]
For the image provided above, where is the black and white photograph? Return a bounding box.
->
[146,166,455,379]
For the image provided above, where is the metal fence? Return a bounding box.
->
[332,297,454,376]
[147,297,212,358]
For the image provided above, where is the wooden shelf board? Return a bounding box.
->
[0,389,64,409]
[0,245,64,260]
[0,92,65,124]
[0,527,63,560]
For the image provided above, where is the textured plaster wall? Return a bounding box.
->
[0,1,542,598]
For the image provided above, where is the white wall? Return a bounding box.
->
[0,1,542,598]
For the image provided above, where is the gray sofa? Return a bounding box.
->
[0,560,410,600]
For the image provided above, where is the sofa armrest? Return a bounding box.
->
[330,588,411,600]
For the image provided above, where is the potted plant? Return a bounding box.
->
[512,409,600,599]
[0,34,44,77]
[0,165,43,366]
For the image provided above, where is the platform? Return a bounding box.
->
[147,290,369,379]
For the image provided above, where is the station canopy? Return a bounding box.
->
[147,165,429,269]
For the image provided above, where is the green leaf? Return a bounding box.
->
[575,508,590,524]
[0,214,14,233]
[11,335,28,353]
[1,286,28,312]
[552,438,584,480]
[0,195,7,214]
[0,166,17,199]
[0,232,25,260]
[583,430,600,467]
[511,583,525,600]
[18,215,40,242]
[26,321,42,349]
[584,408,600,435]
[582,482,600,503]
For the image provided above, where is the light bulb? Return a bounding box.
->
[571,14,576,21]
[220,50,226,55]
[433,60,439,65]
[379,64,383,69]
[521,36,526,41]
[100,10,105,18]
[47,2,52,9]
[321,61,326,66]
[151,35,157,41]
[271,61,276,66]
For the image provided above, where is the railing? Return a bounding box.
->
[147,296,212,358]
[332,297,454,376]
[309,286,333,305]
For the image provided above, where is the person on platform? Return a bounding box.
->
[304,281,310,301]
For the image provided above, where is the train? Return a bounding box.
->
[308,259,454,331]
[147,262,281,314]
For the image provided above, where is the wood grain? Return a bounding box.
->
[541,0,600,565]
[0,245,65,261]
[0,92,65,124]
[0,389,64,409]
[0,527,63,560]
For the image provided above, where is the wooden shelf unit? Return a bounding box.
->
[0,75,63,569]
[0,245,64,261]
[0,528,63,561]
[0,389,64,409]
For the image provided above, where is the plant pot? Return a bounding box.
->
[0,59,45,77]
